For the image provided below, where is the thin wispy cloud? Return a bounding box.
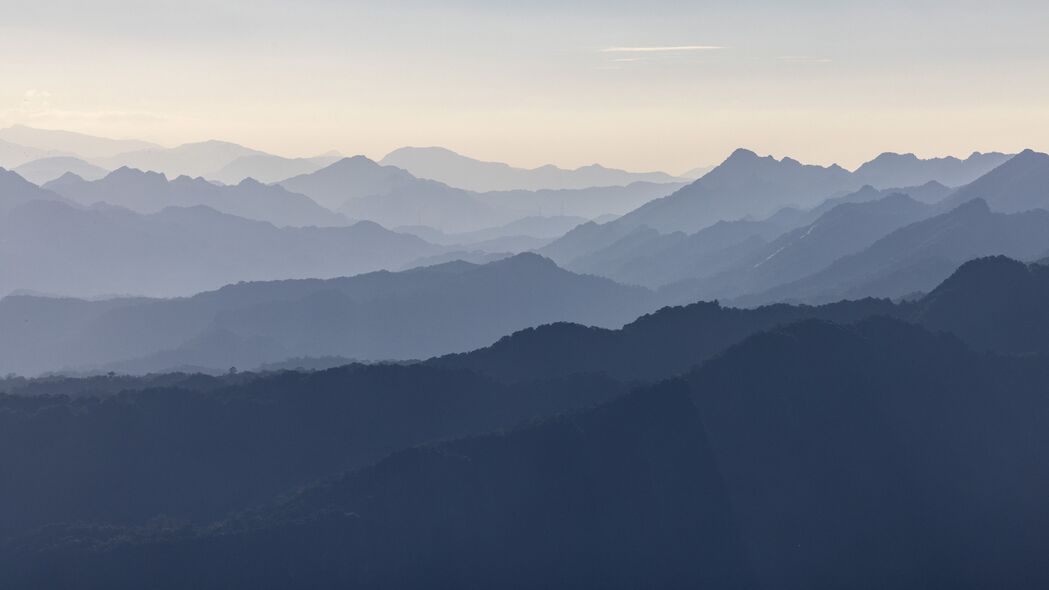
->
[602,45,724,53]
[777,55,832,63]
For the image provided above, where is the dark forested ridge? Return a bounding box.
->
[436,256,1049,382]
[0,365,628,536]
[5,256,1049,587]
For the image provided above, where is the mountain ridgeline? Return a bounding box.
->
[5,257,1049,587]
[5,123,1049,588]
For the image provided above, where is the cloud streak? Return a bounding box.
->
[777,55,832,63]
[602,45,724,53]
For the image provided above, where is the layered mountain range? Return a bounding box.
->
[5,256,1049,588]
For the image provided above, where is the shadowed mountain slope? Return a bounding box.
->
[741,199,1049,305]
[940,149,1049,213]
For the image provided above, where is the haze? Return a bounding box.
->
[2,0,1048,172]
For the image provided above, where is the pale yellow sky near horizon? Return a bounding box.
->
[1,0,1047,173]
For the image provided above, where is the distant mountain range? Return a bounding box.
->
[615,148,859,234]
[648,192,938,299]
[95,140,268,179]
[45,167,345,227]
[561,220,784,288]
[13,156,108,184]
[6,123,1049,314]
[397,215,589,246]
[0,172,440,299]
[0,124,159,158]
[279,156,513,233]
[208,153,344,185]
[0,253,653,376]
[380,146,686,191]
[544,150,1049,304]
[543,148,1020,249]
[278,156,678,233]
[0,138,65,169]
[853,151,1011,188]
[0,126,689,195]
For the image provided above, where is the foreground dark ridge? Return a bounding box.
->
[3,256,1049,588]
[6,316,1049,588]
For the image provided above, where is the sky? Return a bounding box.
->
[1,0,1047,173]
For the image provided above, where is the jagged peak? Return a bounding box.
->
[106,166,167,181]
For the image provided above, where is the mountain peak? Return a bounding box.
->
[725,148,760,162]
[1010,148,1047,163]
[42,172,86,189]
[948,197,991,216]
[872,152,920,162]
[338,155,381,167]
[488,252,560,273]
[928,255,1029,297]
[106,166,167,182]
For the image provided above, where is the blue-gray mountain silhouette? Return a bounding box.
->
[562,220,783,287]
[381,145,686,191]
[658,193,939,301]
[611,148,859,234]
[0,253,652,376]
[0,124,159,159]
[939,149,1049,213]
[0,195,438,299]
[280,156,677,233]
[853,150,1011,188]
[0,167,69,214]
[208,152,343,184]
[741,199,1049,305]
[0,138,63,169]
[436,255,1049,382]
[13,156,108,184]
[97,140,266,179]
[45,166,345,227]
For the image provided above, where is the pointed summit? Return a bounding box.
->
[611,149,858,234]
